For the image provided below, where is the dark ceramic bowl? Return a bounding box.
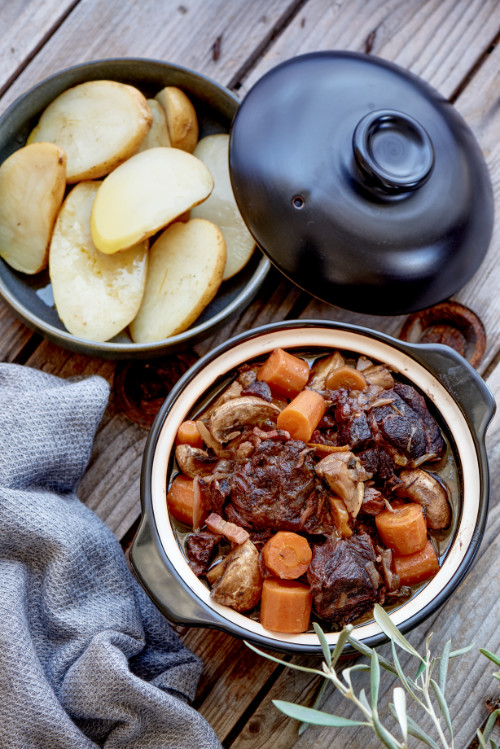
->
[0,58,269,358]
[130,320,495,654]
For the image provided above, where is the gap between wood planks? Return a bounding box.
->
[449,25,500,103]
[227,0,309,92]
[0,0,82,100]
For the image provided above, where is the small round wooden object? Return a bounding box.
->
[114,352,198,428]
[398,301,486,368]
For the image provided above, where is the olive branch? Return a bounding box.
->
[246,604,500,748]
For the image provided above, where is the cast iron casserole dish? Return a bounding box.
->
[130,320,495,654]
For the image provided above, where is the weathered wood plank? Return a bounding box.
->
[194,268,302,358]
[451,43,500,375]
[0,0,302,114]
[238,0,500,99]
[0,301,37,361]
[0,0,79,96]
[182,628,280,743]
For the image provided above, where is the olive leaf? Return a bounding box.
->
[430,678,453,740]
[272,700,367,728]
[371,649,380,711]
[405,714,441,749]
[392,687,407,744]
[373,603,422,660]
[480,648,500,675]
[438,640,451,694]
[246,607,498,749]
[348,633,398,676]
[244,641,325,675]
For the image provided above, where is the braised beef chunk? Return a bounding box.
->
[357,445,401,492]
[227,438,319,532]
[308,532,383,626]
[369,390,426,459]
[369,385,445,462]
[198,476,232,516]
[338,410,371,449]
[241,379,273,402]
[357,447,379,475]
[361,486,386,515]
[186,532,221,576]
[393,383,445,459]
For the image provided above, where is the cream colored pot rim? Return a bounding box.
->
[150,326,480,646]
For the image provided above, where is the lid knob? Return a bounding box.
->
[353,110,434,193]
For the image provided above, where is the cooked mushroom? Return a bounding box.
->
[363,364,394,389]
[315,451,365,518]
[308,351,344,390]
[399,468,451,529]
[209,396,281,443]
[209,539,263,612]
[195,419,229,458]
[356,356,373,372]
[175,443,216,478]
[198,380,243,419]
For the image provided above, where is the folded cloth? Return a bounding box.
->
[0,364,221,749]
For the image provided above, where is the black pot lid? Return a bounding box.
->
[229,52,494,315]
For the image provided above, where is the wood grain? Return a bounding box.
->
[0,0,79,96]
[451,41,500,374]
[0,0,303,114]
[182,628,281,743]
[1,3,500,746]
[238,0,500,99]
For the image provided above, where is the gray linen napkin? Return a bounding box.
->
[0,363,221,749]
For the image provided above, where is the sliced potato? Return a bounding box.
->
[155,86,199,152]
[29,80,152,182]
[0,142,66,274]
[49,181,148,341]
[129,218,226,343]
[137,99,171,151]
[90,147,213,254]
[191,134,255,280]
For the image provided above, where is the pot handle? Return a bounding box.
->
[130,511,220,628]
[396,341,496,437]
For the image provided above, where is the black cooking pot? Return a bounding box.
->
[229,52,494,315]
[130,320,495,654]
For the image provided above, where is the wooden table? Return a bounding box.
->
[1,1,500,746]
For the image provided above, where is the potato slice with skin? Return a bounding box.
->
[91,147,213,254]
[137,99,171,151]
[0,142,66,274]
[129,218,226,343]
[50,181,148,342]
[29,80,152,182]
[155,86,199,152]
[192,134,255,280]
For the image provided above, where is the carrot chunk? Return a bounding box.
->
[260,578,312,633]
[166,474,195,526]
[276,389,326,443]
[262,531,312,579]
[176,420,204,449]
[325,365,367,391]
[393,540,440,586]
[375,502,428,556]
[257,348,310,399]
